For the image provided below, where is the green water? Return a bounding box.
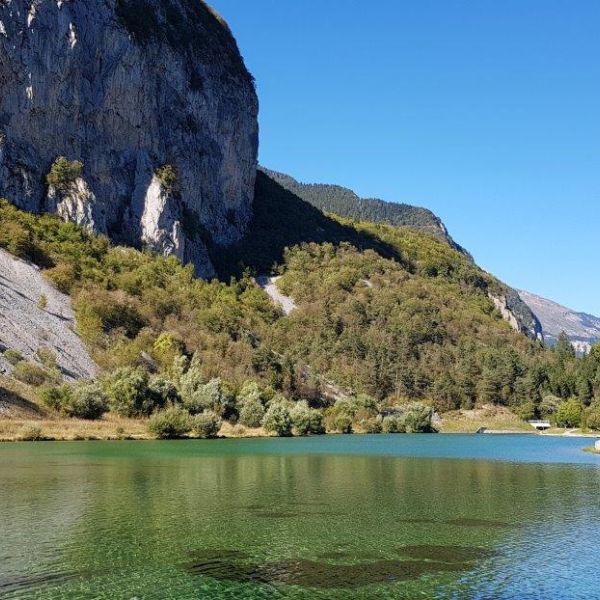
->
[1,435,599,599]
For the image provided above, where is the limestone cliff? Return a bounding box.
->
[0,0,258,277]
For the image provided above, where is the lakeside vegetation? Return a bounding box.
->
[1,190,600,440]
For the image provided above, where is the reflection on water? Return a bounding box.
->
[0,435,599,599]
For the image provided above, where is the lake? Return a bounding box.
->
[1,434,599,599]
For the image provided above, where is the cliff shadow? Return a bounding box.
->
[211,171,406,279]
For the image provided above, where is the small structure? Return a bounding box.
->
[528,420,551,431]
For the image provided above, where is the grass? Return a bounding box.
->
[438,405,534,434]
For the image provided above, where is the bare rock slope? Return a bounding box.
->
[519,290,600,353]
[0,0,258,277]
[0,249,97,380]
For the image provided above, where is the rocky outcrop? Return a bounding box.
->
[519,290,600,353]
[0,248,97,380]
[490,290,543,341]
[0,0,258,277]
[46,177,99,232]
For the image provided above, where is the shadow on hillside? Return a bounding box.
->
[211,171,406,278]
[0,384,45,418]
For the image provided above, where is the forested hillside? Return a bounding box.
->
[1,187,599,437]
[261,167,467,253]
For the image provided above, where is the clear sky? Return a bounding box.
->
[212,0,600,315]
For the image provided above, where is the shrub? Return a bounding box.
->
[539,394,561,420]
[39,384,72,412]
[40,382,107,419]
[262,400,292,436]
[148,406,192,439]
[155,165,178,192]
[47,156,83,190]
[17,424,44,441]
[3,349,24,366]
[584,404,600,431]
[190,411,222,438]
[13,361,58,386]
[148,375,181,407]
[360,416,382,433]
[182,378,235,417]
[238,397,265,428]
[36,347,57,370]
[102,367,156,417]
[37,294,48,310]
[45,263,77,293]
[67,382,108,419]
[332,413,353,434]
[403,402,434,433]
[382,415,406,433]
[514,401,536,421]
[290,401,325,435]
[555,399,583,428]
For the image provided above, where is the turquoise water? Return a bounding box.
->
[1,434,599,599]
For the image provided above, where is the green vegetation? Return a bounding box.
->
[37,294,48,310]
[148,405,192,439]
[46,157,83,190]
[261,168,465,251]
[155,165,178,193]
[1,188,600,436]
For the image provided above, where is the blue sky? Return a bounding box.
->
[212,0,600,315]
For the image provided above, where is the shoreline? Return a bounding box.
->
[1,417,599,443]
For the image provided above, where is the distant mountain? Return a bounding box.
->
[260,167,470,256]
[519,291,600,353]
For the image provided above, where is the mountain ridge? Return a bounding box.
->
[519,290,600,353]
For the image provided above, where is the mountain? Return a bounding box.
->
[252,169,541,341]
[261,167,469,255]
[519,291,600,353]
[0,0,258,278]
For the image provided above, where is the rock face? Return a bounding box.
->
[519,290,600,353]
[0,0,258,277]
[0,248,97,380]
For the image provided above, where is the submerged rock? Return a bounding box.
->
[0,0,258,277]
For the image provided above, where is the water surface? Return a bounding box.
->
[1,434,599,599]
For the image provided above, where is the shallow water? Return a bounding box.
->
[1,434,599,599]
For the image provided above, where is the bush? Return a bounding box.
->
[17,424,44,441]
[555,399,583,428]
[382,415,406,433]
[324,399,354,433]
[262,400,292,436]
[13,361,58,386]
[102,367,156,417]
[290,401,325,435]
[331,413,353,434]
[539,394,561,420]
[182,378,235,417]
[190,411,222,438]
[148,406,192,439]
[36,347,57,370]
[39,384,72,412]
[155,165,178,192]
[238,397,265,428]
[148,375,181,407]
[360,416,382,433]
[584,404,600,431]
[40,382,107,419]
[3,349,24,366]
[37,294,48,310]
[514,401,536,421]
[47,156,83,190]
[68,382,108,419]
[403,402,434,433]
